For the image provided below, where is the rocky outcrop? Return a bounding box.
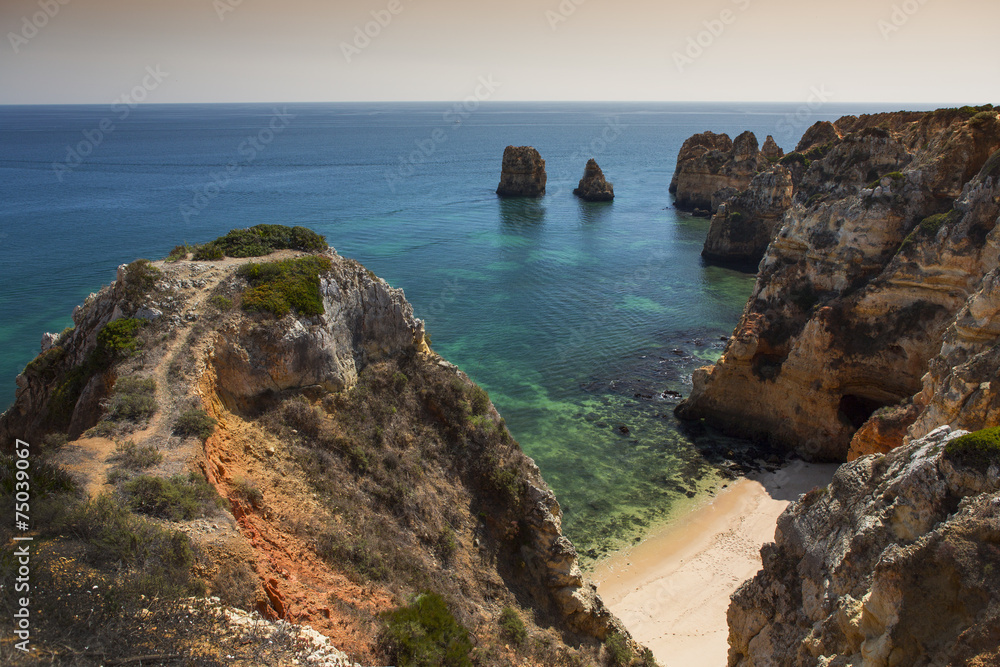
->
[496,145,547,197]
[670,130,769,215]
[727,426,1000,666]
[760,135,784,162]
[703,166,794,266]
[0,230,635,663]
[573,158,614,202]
[678,107,1000,461]
[211,255,425,414]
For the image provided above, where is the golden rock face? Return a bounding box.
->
[676,108,1000,462]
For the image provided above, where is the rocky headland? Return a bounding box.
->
[496,145,547,198]
[0,225,646,666]
[574,158,615,202]
[676,106,1000,462]
[669,105,1000,666]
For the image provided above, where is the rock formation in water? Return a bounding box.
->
[676,106,1000,462]
[703,166,795,267]
[669,130,767,216]
[573,158,614,202]
[496,145,547,197]
[0,225,642,665]
[728,426,1000,666]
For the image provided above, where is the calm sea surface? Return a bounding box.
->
[0,101,922,559]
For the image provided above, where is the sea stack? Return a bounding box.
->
[573,159,614,202]
[496,145,547,197]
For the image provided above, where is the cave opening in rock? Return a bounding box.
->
[838,394,887,429]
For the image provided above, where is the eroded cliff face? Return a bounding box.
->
[669,130,772,215]
[727,427,1000,667]
[1,237,635,664]
[496,145,547,198]
[677,107,1000,461]
[704,166,795,266]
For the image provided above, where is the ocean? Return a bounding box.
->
[0,101,923,559]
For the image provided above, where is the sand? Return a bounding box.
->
[593,461,839,667]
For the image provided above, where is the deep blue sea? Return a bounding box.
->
[0,101,928,559]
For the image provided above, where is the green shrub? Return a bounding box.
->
[165,244,191,262]
[945,427,1000,470]
[193,243,225,261]
[238,256,333,318]
[62,494,195,595]
[193,224,327,260]
[105,376,158,422]
[174,408,217,441]
[121,259,162,304]
[97,318,145,360]
[779,152,811,168]
[23,346,67,380]
[605,631,631,667]
[498,606,527,647]
[317,531,389,582]
[232,477,264,508]
[108,440,163,471]
[469,385,490,416]
[380,592,473,667]
[122,472,223,520]
[0,453,76,497]
[210,295,233,311]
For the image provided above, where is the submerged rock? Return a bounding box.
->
[496,145,547,198]
[573,158,614,202]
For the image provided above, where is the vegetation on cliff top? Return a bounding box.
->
[945,427,1000,469]
[193,224,327,260]
[238,255,333,317]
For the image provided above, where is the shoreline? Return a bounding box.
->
[593,460,839,667]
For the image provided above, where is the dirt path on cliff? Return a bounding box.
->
[594,461,838,667]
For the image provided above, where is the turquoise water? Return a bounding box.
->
[0,102,915,558]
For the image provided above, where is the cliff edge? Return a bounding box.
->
[0,225,644,666]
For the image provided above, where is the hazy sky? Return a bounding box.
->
[1,0,997,104]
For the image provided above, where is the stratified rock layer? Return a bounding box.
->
[496,145,547,198]
[670,130,766,214]
[728,426,1000,667]
[573,159,614,202]
[703,166,794,266]
[678,108,1000,461]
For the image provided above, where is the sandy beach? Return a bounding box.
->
[593,461,839,667]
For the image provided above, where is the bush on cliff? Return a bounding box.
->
[238,255,333,318]
[104,376,158,423]
[193,224,327,260]
[379,592,473,667]
[121,259,162,304]
[945,427,1000,470]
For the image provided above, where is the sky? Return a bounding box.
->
[1,0,997,105]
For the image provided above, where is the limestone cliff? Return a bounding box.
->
[703,166,794,267]
[727,426,1000,666]
[669,130,771,216]
[677,107,1000,461]
[573,158,614,202]
[0,227,639,665]
[496,145,547,198]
